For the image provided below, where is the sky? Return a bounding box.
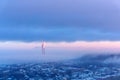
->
[0,0,120,41]
[0,0,120,63]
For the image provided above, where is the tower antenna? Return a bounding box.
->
[41,41,45,55]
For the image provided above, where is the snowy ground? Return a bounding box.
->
[0,54,120,80]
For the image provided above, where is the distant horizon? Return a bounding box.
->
[0,41,119,64]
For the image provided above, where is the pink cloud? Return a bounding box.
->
[0,41,120,53]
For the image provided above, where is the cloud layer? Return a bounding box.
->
[0,41,120,63]
[0,0,120,41]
